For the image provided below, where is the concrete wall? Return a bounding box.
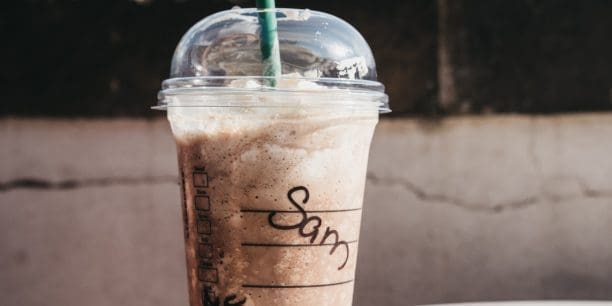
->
[1,114,612,306]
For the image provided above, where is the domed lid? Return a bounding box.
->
[158,7,389,112]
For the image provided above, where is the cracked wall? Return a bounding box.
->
[1,115,612,306]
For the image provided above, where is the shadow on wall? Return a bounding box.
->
[1,0,611,117]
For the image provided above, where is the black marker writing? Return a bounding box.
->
[203,287,246,306]
[268,186,350,270]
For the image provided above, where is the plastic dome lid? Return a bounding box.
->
[158,7,389,112]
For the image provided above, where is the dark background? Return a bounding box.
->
[2,0,611,117]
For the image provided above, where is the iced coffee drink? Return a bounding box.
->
[157,8,389,306]
[170,94,377,305]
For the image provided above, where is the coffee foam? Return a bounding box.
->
[227,74,326,90]
[167,88,378,137]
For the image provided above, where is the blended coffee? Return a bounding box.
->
[157,7,389,306]
[169,90,378,305]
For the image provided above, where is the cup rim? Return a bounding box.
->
[156,76,390,113]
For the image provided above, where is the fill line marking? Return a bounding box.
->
[241,240,358,247]
[240,208,362,213]
[243,279,354,289]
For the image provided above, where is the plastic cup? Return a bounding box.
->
[156,8,389,306]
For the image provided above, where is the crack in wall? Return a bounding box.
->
[4,173,611,212]
[0,176,178,192]
[366,172,612,213]
[582,186,612,199]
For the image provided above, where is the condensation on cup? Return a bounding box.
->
[155,7,390,306]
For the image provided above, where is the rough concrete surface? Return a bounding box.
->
[1,115,612,306]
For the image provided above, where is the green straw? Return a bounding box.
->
[256,0,281,87]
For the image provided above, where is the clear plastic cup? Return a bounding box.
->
[156,8,389,306]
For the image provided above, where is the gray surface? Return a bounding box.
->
[1,115,612,306]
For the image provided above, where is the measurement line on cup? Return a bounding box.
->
[241,240,358,247]
[191,167,219,287]
[242,279,354,289]
[240,207,362,213]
